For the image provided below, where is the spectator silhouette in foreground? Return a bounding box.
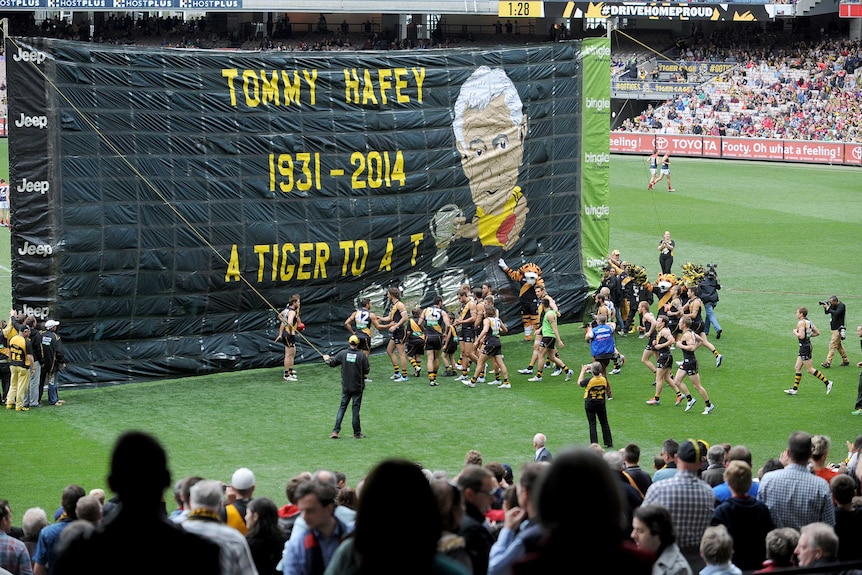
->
[325,458,469,575]
[54,430,221,575]
[430,479,472,572]
[513,447,653,574]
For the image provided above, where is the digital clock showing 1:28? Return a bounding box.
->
[498,1,545,18]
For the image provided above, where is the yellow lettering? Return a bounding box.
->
[254,244,270,282]
[223,68,318,108]
[260,70,280,106]
[225,244,241,281]
[412,67,425,103]
[280,244,296,281]
[222,69,239,106]
[270,243,279,281]
[362,69,378,105]
[314,242,330,279]
[344,69,360,104]
[410,233,424,267]
[303,69,317,105]
[379,238,394,271]
[378,69,392,105]
[352,240,368,276]
[242,70,261,107]
[281,70,302,105]
[394,68,409,103]
[339,240,353,276]
[297,243,313,280]
[340,240,369,277]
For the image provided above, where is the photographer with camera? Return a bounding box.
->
[698,263,722,339]
[820,295,849,369]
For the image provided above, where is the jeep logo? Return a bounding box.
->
[14,113,48,129]
[13,49,47,65]
[16,178,49,194]
[21,305,50,319]
[18,241,53,257]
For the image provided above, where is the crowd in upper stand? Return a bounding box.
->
[616,29,862,143]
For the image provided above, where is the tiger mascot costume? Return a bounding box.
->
[498,258,543,341]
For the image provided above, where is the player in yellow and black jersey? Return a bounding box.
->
[421,296,452,387]
[405,307,426,381]
[344,298,389,358]
[454,288,479,381]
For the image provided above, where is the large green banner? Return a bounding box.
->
[580,37,611,289]
[7,38,594,385]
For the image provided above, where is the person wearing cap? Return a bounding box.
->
[643,439,716,572]
[40,320,66,407]
[2,310,28,405]
[324,335,370,440]
[222,467,256,535]
[607,249,624,275]
[6,323,34,411]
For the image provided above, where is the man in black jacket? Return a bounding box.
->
[40,319,67,406]
[698,270,722,339]
[325,335,371,439]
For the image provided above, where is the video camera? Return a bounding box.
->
[705,263,718,278]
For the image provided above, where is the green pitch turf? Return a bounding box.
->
[2,153,861,518]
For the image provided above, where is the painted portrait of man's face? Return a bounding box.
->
[456,92,526,214]
[452,66,529,251]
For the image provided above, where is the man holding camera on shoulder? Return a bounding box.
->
[821,295,849,369]
[698,264,722,339]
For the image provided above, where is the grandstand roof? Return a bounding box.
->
[254,0,499,13]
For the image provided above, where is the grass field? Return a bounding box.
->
[2,150,861,520]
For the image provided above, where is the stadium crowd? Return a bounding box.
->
[3,429,862,575]
[618,32,862,143]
